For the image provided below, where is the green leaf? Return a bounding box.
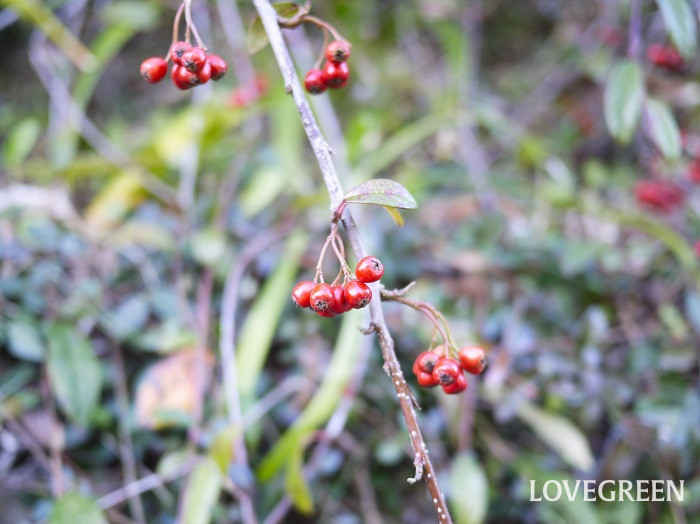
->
[516,401,594,471]
[657,0,698,59]
[189,228,228,267]
[448,453,488,524]
[285,440,314,514]
[101,294,150,340]
[3,117,41,168]
[49,492,107,524]
[604,60,645,144]
[382,205,405,226]
[236,230,307,402]
[644,98,682,160]
[180,457,222,524]
[208,425,239,474]
[257,310,363,480]
[247,2,300,54]
[46,325,102,426]
[7,320,45,362]
[343,179,418,209]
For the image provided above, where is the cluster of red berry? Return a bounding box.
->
[647,44,684,72]
[412,345,486,395]
[140,42,228,90]
[304,40,351,95]
[292,256,381,317]
[634,179,684,212]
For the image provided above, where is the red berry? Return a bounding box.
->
[325,40,351,63]
[314,308,336,318]
[647,44,684,71]
[292,280,314,308]
[171,65,194,90]
[355,256,383,283]
[431,344,448,358]
[181,46,206,72]
[412,351,439,376]
[170,41,192,65]
[344,280,372,309]
[695,240,700,258]
[416,371,439,388]
[207,54,228,80]
[689,160,700,183]
[442,372,467,394]
[140,57,168,83]
[196,60,211,85]
[432,358,462,386]
[458,346,487,375]
[635,180,684,212]
[330,285,349,314]
[310,283,334,313]
[304,68,326,95]
[322,61,349,89]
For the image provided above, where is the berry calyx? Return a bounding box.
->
[416,371,439,388]
[325,40,351,63]
[412,351,439,376]
[170,41,192,65]
[171,65,194,90]
[344,280,372,309]
[432,358,462,386]
[310,283,334,313]
[292,280,315,308]
[442,372,467,394]
[330,285,349,314]
[182,46,207,73]
[355,256,383,283]
[140,57,168,84]
[304,68,327,95]
[322,60,349,89]
[458,346,487,375]
[207,54,228,80]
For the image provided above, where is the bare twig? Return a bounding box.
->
[248,1,453,521]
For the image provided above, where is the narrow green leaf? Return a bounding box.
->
[343,178,418,209]
[236,230,307,402]
[257,310,363,480]
[448,453,488,524]
[180,457,222,524]
[46,325,102,426]
[604,60,645,144]
[644,98,682,160]
[285,440,314,514]
[381,205,405,226]
[3,117,41,168]
[516,401,594,471]
[7,320,45,362]
[247,2,300,54]
[49,492,107,524]
[657,0,698,59]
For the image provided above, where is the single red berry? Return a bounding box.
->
[355,256,384,283]
[325,40,351,63]
[430,344,448,358]
[442,372,467,394]
[196,60,211,85]
[310,283,334,313]
[313,308,336,318]
[330,285,349,314]
[344,280,372,309]
[432,358,462,386]
[171,65,194,90]
[170,41,192,65]
[182,47,206,73]
[292,280,314,308]
[458,346,487,375]
[304,68,326,95]
[140,57,168,83]
[322,61,349,89]
[416,371,439,388]
[647,44,684,71]
[635,180,684,212]
[207,54,228,80]
[412,351,439,376]
[688,160,700,184]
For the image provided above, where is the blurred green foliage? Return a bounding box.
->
[0,0,699,523]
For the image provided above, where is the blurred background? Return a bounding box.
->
[1,0,699,522]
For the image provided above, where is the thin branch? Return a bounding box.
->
[248,1,453,521]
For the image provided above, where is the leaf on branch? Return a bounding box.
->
[644,98,682,161]
[382,205,405,226]
[656,0,698,60]
[604,60,645,144]
[247,2,301,54]
[343,179,418,210]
